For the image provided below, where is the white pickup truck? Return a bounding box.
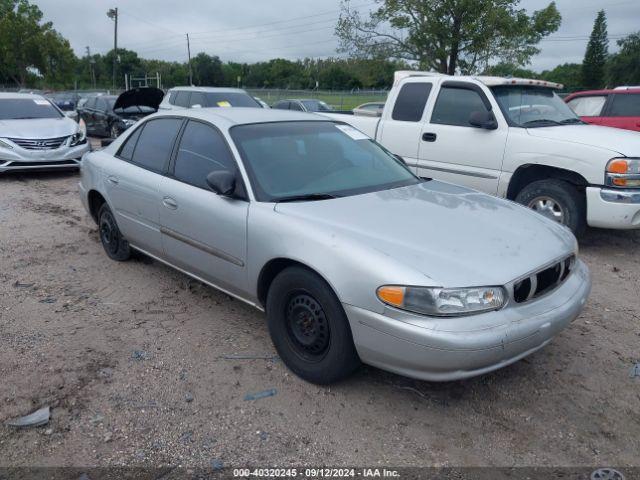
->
[324,71,640,234]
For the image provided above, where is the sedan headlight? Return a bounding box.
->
[0,139,13,149]
[70,128,86,146]
[606,158,640,188]
[377,285,506,317]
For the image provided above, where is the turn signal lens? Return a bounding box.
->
[376,286,405,307]
[607,159,628,174]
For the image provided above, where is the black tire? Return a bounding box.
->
[266,267,361,384]
[98,203,131,261]
[515,179,586,236]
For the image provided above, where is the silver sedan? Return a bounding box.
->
[0,93,89,173]
[78,108,591,384]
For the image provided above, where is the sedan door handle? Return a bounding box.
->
[107,176,119,185]
[422,132,437,142]
[162,197,178,210]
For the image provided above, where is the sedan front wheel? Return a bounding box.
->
[266,266,361,384]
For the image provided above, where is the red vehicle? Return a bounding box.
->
[565,87,640,132]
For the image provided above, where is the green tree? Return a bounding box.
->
[540,63,583,91]
[191,53,224,86]
[606,32,640,87]
[582,10,608,89]
[336,0,561,74]
[0,0,75,87]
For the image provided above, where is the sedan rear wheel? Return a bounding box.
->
[266,266,361,384]
[98,203,131,261]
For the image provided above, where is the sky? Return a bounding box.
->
[34,0,640,72]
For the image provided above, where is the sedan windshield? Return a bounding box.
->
[492,86,582,127]
[231,121,420,202]
[0,98,62,120]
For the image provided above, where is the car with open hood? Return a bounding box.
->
[0,92,89,173]
[78,108,591,384]
[78,87,164,138]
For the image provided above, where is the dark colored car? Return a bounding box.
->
[272,99,334,112]
[78,87,164,138]
[565,87,640,132]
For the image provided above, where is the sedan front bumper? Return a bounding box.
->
[345,259,591,382]
[0,142,90,173]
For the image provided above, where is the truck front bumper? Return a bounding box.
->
[586,186,640,229]
[344,260,591,382]
[0,143,90,173]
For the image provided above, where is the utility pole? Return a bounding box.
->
[86,46,96,89]
[107,8,118,91]
[186,33,193,86]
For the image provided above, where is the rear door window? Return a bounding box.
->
[131,118,183,173]
[567,95,607,116]
[431,87,489,127]
[174,91,191,108]
[609,94,640,117]
[173,121,237,189]
[392,83,432,122]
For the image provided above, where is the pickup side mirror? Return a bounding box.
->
[469,110,498,130]
[206,170,236,196]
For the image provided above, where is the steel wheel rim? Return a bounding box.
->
[99,211,118,254]
[528,196,565,224]
[285,292,330,361]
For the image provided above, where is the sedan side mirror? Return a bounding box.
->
[206,170,236,196]
[469,111,498,130]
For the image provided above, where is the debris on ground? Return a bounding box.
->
[630,363,640,378]
[131,350,150,361]
[39,297,57,304]
[222,354,278,360]
[210,459,224,471]
[185,392,194,403]
[244,389,277,401]
[12,281,34,289]
[5,406,50,428]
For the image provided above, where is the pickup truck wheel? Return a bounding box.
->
[515,179,586,236]
[266,267,361,384]
[98,203,131,261]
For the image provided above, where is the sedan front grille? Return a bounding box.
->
[513,255,575,303]
[9,136,69,150]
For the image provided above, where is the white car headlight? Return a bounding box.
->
[70,128,86,146]
[377,285,506,317]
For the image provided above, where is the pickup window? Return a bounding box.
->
[392,83,432,122]
[609,93,640,117]
[431,87,489,127]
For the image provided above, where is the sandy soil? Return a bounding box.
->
[0,172,638,470]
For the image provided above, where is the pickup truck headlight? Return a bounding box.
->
[377,285,506,317]
[606,158,640,188]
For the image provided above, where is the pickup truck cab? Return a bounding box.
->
[324,71,640,234]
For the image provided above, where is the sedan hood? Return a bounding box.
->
[527,124,640,156]
[114,87,164,112]
[274,181,577,287]
[0,117,77,139]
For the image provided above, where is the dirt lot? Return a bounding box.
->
[0,172,639,471]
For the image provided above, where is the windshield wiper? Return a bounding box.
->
[559,118,585,125]
[521,119,563,127]
[276,193,339,203]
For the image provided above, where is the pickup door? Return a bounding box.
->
[413,80,508,194]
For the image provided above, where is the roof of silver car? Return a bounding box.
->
[167,86,249,93]
[0,92,47,100]
[157,107,325,128]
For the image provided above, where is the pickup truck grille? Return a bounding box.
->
[9,136,69,150]
[513,255,575,303]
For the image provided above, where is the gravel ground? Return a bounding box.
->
[0,171,639,470]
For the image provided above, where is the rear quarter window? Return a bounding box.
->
[392,83,432,122]
[609,93,640,117]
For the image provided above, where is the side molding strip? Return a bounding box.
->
[160,227,245,267]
